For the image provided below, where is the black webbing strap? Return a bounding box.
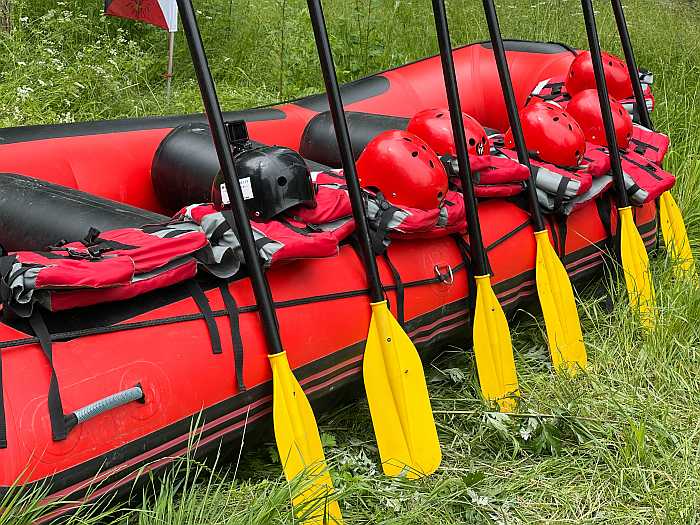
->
[546,215,560,255]
[452,234,476,331]
[556,214,569,259]
[595,195,615,247]
[369,195,396,256]
[595,195,620,282]
[554,175,570,213]
[29,310,68,441]
[0,345,6,448]
[186,280,222,355]
[219,284,246,392]
[382,251,405,328]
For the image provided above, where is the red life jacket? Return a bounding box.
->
[493,141,610,213]
[0,224,208,315]
[442,152,530,198]
[527,75,670,167]
[176,192,354,276]
[586,147,676,205]
[628,124,670,165]
[528,73,655,117]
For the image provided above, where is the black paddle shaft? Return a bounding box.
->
[610,0,654,129]
[431,0,490,277]
[307,0,385,304]
[580,0,629,205]
[481,0,546,233]
[176,0,284,356]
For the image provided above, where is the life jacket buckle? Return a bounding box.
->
[434,264,454,285]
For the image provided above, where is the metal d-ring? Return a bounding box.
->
[434,264,454,285]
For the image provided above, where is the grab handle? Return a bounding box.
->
[65,383,145,432]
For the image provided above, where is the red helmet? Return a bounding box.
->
[566,89,633,149]
[356,130,448,211]
[565,51,633,100]
[406,107,490,157]
[504,102,586,167]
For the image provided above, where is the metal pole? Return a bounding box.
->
[166,31,176,101]
[610,0,653,129]
[481,0,546,233]
[176,0,284,355]
[431,0,489,277]
[580,0,629,205]
[306,0,385,303]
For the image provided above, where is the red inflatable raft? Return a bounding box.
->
[0,40,658,519]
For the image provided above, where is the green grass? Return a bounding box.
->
[2,0,700,523]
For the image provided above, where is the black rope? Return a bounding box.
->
[485,218,531,252]
[186,280,222,355]
[219,284,246,392]
[29,310,68,441]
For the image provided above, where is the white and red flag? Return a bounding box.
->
[104,0,178,32]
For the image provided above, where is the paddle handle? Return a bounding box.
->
[481,0,546,233]
[579,0,629,206]
[610,0,654,130]
[176,0,284,356]
[307,0,385,303]
[430,0,490,277]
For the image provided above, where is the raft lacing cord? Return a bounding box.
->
[382,251,405,328]
[219,284,246,392]
[0,263,468,355]
[186,280,223,355]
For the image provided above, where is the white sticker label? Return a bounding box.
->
[240,177,255,200]
[220,183,230,205]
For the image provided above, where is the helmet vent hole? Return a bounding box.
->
[568,124,573,131]
[422,145,428,151]
[437,191,444,200]
[436,113,444,118]
[277,176,288,187]
[575,150,580,157]
[608,61,613,66]
[403,137,412,142]
[553,116,560,122]
[469,138,476,146]
[429,160,435,168]
[411,151,418,157]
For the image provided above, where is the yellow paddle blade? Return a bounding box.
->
[534,230,587,374]
[659,191,698,283]
[472,275,519,412]
[363,300,441,478]
[269,352,343,524]
[619,206,656,329]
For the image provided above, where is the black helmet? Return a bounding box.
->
[212,146,316,222]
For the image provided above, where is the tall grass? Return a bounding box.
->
[1,0,700,523]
